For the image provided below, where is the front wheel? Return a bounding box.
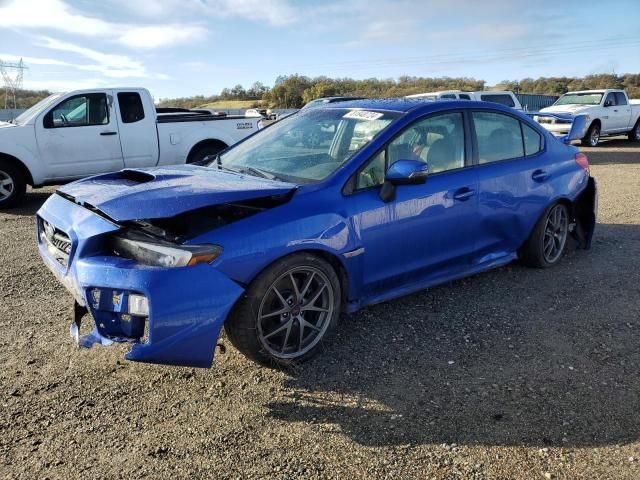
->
[628,120,640,142]
[225,253,341,366]
[0,160,26,209]
[520,203,570,268]
[581,122,600,147]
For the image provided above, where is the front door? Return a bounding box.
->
[347,111,479,300]
[36,91,124,179]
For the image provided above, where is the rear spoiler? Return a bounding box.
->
[526,112,589,144]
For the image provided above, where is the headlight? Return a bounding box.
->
[110,233,222,268]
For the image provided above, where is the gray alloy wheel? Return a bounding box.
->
[0,170,15,201]
[543,204,569,264]
[257,266,334,360]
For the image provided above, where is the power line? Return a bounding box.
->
[0,58,27,109]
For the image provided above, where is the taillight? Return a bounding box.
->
[575,152,589,174]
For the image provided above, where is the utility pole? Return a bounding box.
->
[0,58,27,110]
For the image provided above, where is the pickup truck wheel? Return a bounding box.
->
[520,203,569,268]
[628,121,640,142]
[225,253,341,367]
[581,123,600,147]
[187,143,226,166]
[0,161,26,209]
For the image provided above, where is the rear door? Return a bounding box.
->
[35,91,124,179]
[471,110,548,264]
[114,91,160,168]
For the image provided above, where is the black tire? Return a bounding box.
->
[0,160,26,209]
[187,143,226,165]
[225,252,342,367]
[628,120,640,142]
[520,203,570,268]
[581,122,600,147]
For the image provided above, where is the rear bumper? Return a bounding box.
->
[36,193,244,368]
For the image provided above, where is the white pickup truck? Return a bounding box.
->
[0,87,262,208]
[537,89,640,147]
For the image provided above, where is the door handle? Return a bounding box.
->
[613,109,618,112]
[452,187,475,201]
[100,131,117,136]
[532,169,550,182]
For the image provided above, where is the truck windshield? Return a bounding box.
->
[13,94,63,125]
[218,108,400,183]
[554,93,603,106]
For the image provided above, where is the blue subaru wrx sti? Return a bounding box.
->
[36,99,596,368]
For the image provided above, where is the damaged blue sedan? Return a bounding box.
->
[36,99,597,368]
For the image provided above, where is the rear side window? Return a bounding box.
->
[480,94,516,108]
[118,92,145,123]
[522,123,542,156]
[472,111,524,163]
[459,94,471,100]
[441,94,456,99]
[615,92,628,106]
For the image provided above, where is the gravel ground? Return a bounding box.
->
[1,138,639,479]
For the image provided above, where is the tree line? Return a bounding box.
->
[6,73,640,110]
[160,73,640,109]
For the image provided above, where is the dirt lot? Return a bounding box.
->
[1,138,639,479]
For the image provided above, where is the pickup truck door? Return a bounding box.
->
[35,91,124,179]
[601,92,628,132]
[114,91,160,168]
[612,92,633,130]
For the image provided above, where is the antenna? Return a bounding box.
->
[0,58,27,109]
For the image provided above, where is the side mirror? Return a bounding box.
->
[561,114,589,144]
[385,159,429,185]
[379,160,429,203]
[604,100,613,107]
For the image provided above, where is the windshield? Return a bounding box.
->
[218,108,400,183]
[554,93,603,106]
[13,94,63,125]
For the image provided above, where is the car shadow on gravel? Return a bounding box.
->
[581,138,640,165]
[267,224,640,449]
[1,190,52,216]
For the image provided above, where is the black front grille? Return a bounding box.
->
[39,217,71,267]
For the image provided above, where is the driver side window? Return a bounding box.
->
[355,112,466,190]
[46,94,109,128]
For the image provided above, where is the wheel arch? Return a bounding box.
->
[0,152,34,186]
[186,139,228,163]
[231,248,352,313]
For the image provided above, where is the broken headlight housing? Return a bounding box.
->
[110,230,222,268]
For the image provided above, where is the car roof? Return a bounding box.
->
[319,98,520,115]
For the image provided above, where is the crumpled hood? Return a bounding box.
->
[540,104,593,115]
[58,165,297,222]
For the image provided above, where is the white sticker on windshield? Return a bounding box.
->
[343,110,384,121]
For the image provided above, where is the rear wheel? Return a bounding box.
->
[225,253,341,366]
[0,160,26,209]
[520,203,569,268]
[581,122,600,147]
[187,142,226,166]
[628,120,640,142]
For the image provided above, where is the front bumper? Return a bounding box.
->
[37,193,244,368]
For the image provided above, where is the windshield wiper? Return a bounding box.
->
[239,166,278,180]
